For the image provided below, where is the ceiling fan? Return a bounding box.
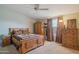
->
[34,4,48,10]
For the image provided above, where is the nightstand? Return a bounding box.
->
[2,35,11,47]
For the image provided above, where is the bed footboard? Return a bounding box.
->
[19,39,37,54]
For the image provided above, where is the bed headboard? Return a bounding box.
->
[9,28,31,35]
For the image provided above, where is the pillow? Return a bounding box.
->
[22,29,27,34]
[18,30,22,35]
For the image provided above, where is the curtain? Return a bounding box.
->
[56,16,65,43]
[47,19,54,41]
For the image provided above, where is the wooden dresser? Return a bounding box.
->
[62,29,77,49]
[62,19,78,49]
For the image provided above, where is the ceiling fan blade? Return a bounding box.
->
[34,4,48,10]
[39,8,48,10]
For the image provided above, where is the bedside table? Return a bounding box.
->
[2,35,11,47]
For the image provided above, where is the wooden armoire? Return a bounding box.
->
[62,19,78,49]
[34,21,44,35]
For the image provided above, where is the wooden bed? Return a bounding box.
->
[9,28,44,54]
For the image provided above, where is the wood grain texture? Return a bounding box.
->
[62,29,77,49]
[34,21,44,35]
[62,19,78,50]
[2,36,11,47]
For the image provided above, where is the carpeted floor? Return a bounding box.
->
[0,45,19,54]
[0,41,79,54]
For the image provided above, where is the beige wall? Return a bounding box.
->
[34,19,47,23]
[0,6,36,35]
[63,13,79,28]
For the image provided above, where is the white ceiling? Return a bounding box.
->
[1,4,79,19]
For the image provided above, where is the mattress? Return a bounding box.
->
[13,34,44,40]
